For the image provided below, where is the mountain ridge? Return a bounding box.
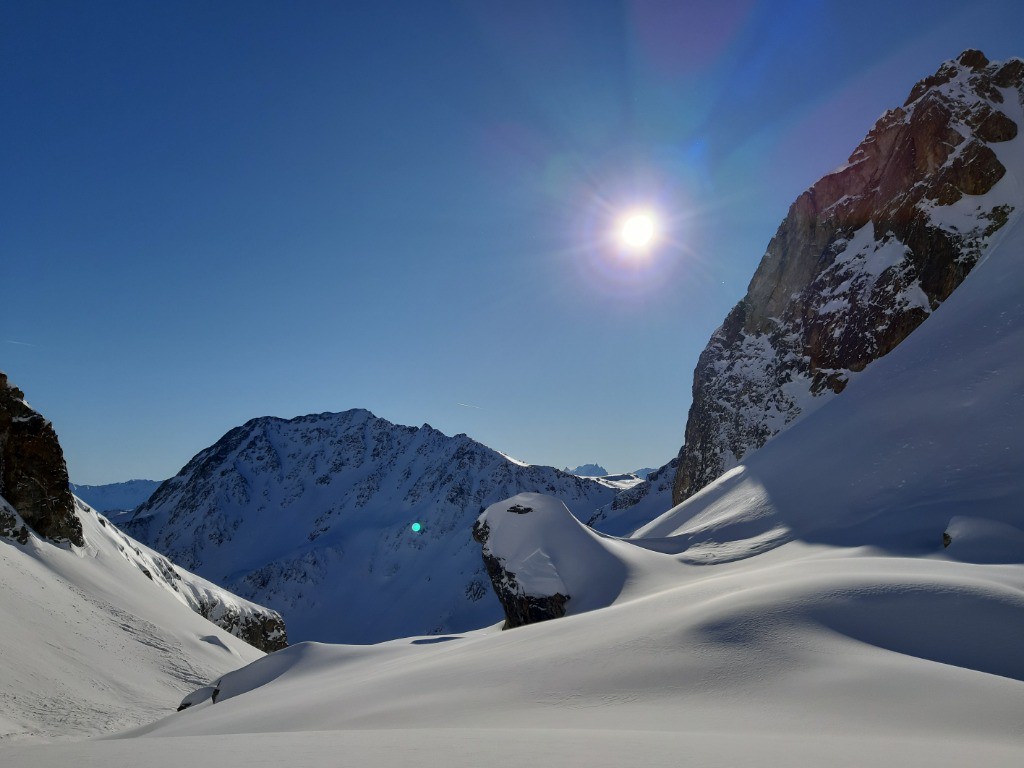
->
[125,408,620,643]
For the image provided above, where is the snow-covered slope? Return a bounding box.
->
[16,149,1022,768]
[69,479,162,513]
[5,52,1024,768]
[124,411,618,643]
[586,457,677,535]
[635,194,1024,563]
[0,494,265,742]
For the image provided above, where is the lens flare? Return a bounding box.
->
[620,212,656,249]
[411,522,422,533]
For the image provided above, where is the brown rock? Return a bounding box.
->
[0,372,83,546]
[672,51,1022,505]
[957,49,989,71]
[969,104,1018,143]
[993,59,1024,89]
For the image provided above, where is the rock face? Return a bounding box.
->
[0,372,83,546]
[472,512,570,629]
[124,410,618,643]
[673,50,1024,505]
[190,594,288,653]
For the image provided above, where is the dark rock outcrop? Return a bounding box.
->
[192,597,288,653]
[472,515,570,629]
[0,372,83,546]
[0,499,31,544]
[673,51,1024,505]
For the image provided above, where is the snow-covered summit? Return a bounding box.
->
[563,463,608,476]
[124,409,619,643]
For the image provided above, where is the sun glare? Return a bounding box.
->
[620,211,657,250]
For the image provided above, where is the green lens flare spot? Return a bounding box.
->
[411,522,422,533]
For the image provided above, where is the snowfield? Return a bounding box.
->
[0,497,265,743]
[4,206,1023,766]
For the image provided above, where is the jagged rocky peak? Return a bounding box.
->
[564,463,608,477]
[0,372,83,546]
[125,410,618,643]
[672,50,1024,506]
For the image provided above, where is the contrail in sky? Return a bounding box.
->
[457,402,484,410]
[4,340,36,346]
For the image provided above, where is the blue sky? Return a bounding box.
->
[4,0,1024,484]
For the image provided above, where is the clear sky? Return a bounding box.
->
[4,0,1023,484]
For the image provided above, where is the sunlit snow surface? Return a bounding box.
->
[6,215,1024,766]
[0,498,263,743]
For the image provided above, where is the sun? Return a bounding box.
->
[619,211,657,250]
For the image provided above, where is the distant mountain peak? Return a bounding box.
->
[563,463,608,477]
[69,478,163,513]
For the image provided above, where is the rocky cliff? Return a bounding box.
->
[673,50,1024,505]
[0,372,83,546]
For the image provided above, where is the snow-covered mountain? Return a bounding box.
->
[0,373,284,740]
[69,479,162,513]
[47,157,1024,768]
[123,410,619,643]
[672,50,1024,505]
[0,494,275,741]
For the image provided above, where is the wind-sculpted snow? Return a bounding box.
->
[125,411,618,643]
[6,52,1024,768]
[640,211,1024,564]
[673,50,1024,505]
[105,211,1024,763]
